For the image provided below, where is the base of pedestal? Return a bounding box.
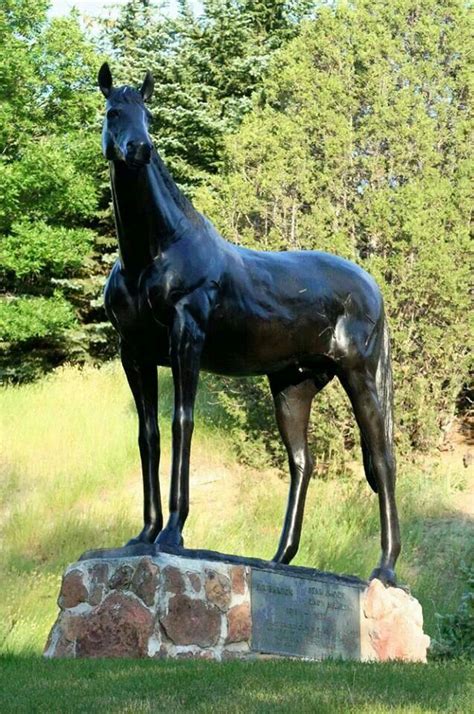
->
[44,549,429,662]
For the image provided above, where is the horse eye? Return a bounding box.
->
[107,109,120,120]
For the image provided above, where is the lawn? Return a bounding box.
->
[0,656,472,713]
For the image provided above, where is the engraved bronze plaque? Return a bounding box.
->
[251,569,362,660]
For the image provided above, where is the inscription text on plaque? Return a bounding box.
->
[251,569,362,660]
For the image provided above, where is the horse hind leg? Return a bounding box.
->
[340,368,401,586]
[268,368,331,565]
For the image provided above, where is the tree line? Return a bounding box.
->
[0,0,471,468]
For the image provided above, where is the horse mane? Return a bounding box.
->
[151,151,201,223]
[110,86,202,223]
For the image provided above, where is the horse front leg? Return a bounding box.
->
[155,307,204,548]
[121,345,162,545]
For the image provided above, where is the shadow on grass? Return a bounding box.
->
[0,655,472,713]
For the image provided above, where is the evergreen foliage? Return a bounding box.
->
[197,0,472,462]
[103,0,313,190]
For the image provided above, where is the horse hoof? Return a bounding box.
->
[369,566,397,587]
[271,543,297,565]
[125,524,160,546]
[154,528,184,548]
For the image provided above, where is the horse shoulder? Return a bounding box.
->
[143,241,222,325]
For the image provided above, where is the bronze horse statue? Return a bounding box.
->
[98,63,401,586]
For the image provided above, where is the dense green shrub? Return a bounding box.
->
[0,294,76,343]
[0,2,109,380]
[431,564,474,660]
[1,221,94,280]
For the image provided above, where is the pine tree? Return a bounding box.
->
[103,0,313,190]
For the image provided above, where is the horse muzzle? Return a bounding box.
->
[124,140,152,168]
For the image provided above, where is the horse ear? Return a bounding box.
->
[140,70,154,102]
[98,62,113,98]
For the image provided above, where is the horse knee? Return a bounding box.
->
[172,408,194,436]
[139,422,159,449]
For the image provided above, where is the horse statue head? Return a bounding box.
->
[98,62,155,168]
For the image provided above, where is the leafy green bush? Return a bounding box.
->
[0,4,108,382]
[431,564,474,660]
[1,221,94,280]
[0,294,76,343]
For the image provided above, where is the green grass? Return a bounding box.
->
[0,361,472,658]
[0,656,472,713]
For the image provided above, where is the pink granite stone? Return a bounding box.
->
[160,594,221,647]
[58,570,88,609]
[226,603,251,643]
[363,579,430,663]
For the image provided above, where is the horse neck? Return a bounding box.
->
[110,151,201,275]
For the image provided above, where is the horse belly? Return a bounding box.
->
[201,282,381,376]
[201,309,334,376]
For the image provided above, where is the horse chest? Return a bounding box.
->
[104,263,163,342]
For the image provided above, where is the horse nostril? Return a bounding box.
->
[127,141,149,153]
[125,140,152,165]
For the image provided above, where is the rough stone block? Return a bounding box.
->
[131,558,159,606]
[205,570,231,611]
[230,566,246,596]
[226,603,251,643]
[108,564,134,591]
[187,572,201,593]
[75,592,154,658]
[162,565,184,594]
[361,578,430,663]
[160,593,221,647]
[58,569,88,609]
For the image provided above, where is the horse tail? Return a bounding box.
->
[362,318,395,493]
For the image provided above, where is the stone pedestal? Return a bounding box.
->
[44,549,429,662]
